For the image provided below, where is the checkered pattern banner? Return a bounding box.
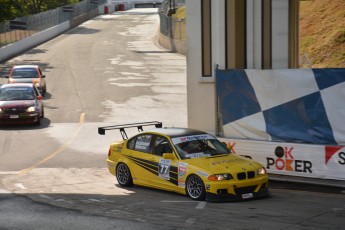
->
[216,69,345,146]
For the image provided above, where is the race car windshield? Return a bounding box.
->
[171,134,231,160]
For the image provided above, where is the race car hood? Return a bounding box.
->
[187,154,262,174]
[0,100,36,109]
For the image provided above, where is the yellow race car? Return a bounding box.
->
[99,122,270,202]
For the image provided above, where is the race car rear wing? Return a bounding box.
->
[98,121,163,140]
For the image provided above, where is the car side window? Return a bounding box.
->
[153,136,173,156]
[127,138,136,150]
[133,134,153,153]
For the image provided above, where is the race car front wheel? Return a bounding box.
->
[116,163,133,187]
[186,174,206,201]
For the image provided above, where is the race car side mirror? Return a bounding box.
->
[163,153,174,160]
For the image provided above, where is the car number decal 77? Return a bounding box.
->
[159,159,171,180]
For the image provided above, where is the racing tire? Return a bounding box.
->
[116,163,133,187]
[186,174,206,201]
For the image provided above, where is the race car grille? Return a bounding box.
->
[234,186,257,195]
[247,171,255,179]
[237,171,256,180]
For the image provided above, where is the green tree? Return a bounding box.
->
[0,0,25,22]
[0,0,81,22]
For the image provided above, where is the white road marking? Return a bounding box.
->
[160,200,195,203]
[0,189,11,194]
[161,200,207,209]
[54,199,73,204]
[88,198,102,202]
[14,183,26,190]
[185,218,196,224]
[195,201,207,209]
[0,171,20,175]
[38,194,53,199]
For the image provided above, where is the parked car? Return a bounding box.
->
[99,122,270,202]
[6,65,47,95]
[0,83,44,125]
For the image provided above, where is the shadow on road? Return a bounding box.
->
[0,117,51,130]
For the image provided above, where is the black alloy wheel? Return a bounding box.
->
[116,163,133,187]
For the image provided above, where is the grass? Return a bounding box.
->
[300,0,345,67]
[172,1,344,68]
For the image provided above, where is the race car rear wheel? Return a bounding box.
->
[116,163,133,187]
[186,174,206,201]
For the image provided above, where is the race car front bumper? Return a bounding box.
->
[205,184,271,202]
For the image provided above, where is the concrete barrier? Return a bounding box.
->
[0,21,70,63]
[0,5,106,63]
[158,33,186,55]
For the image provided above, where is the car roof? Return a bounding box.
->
[0,83,34,88]
[12,65,39,69]
[142,127,208,138]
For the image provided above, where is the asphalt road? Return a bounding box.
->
[0,8,344,230]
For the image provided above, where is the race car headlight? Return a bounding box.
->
[26,106,36,112]
[258,167,267,175]
[208,173,233,181]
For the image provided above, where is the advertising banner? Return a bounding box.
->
[216,68,345,146]
[216,69,345,181]
[220,138,345,181]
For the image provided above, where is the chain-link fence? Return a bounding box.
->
[158,11,185,43]
[0,0,107,48]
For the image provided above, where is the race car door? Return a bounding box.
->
[126,134,159,185]
[149,135,179,192]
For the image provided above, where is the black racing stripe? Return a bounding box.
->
[127,155,158,171]
[126,155,158,176]
[169,166,178,184]
[125,155,179,186]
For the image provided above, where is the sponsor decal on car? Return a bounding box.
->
[212,159,245,165]
[197,171,208,177]
[186,152,211,158]
[178,162,188,179]
[113,145,123,152]
[172,134,215,144]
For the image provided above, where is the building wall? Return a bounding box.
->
[186,0,299,134]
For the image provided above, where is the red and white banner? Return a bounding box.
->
[220,138,345,181]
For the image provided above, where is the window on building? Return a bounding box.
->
[201,0,212,76]
[225,0,246,69]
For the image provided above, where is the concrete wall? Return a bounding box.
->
[158,33,186,55]
[185,2,218,135]
[185,0,298,134]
